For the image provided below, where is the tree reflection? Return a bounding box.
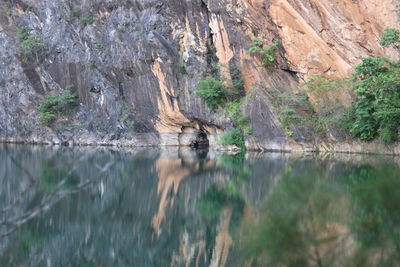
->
[240,162,400,267]
[346,165,400,266]
[197,152,251,266]
[0,146,114,240]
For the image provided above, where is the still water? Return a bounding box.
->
[0,145,400,267]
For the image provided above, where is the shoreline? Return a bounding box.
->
[1,135,399,156]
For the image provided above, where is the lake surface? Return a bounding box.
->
[0,145,400,267]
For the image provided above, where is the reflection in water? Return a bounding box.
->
[0,145,399,267]
[240,160,400,267]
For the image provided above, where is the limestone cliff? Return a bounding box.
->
[0,0,399,152]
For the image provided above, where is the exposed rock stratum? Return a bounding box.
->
[0,0,399,153]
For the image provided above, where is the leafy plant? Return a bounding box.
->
[196,76,226,110]
[95,42,105,50]
[88,61,96,69]
[224,100,252,134]
[196,63,246,110]
[17,27,28,39]
[268,87,312,137]
[81,15,94,26]
[246,38,279,70]
[380,28,400,48]
[347,57,400,142]
[17,28,46,63]
[38,90,78,125]
[218,128,245,150]
[196,63,251,149]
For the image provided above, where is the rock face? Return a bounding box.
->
[0,0,398,150]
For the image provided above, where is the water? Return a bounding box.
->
[0,145,399,267]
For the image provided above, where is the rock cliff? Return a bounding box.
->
[0,0,399,152]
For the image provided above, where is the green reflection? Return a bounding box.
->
[197,152,251,260]
[347,165,400,266]
[240,162,400,267]
[198,152,249,221]
[40,159,79,191]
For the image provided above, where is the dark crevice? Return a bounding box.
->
[201,0,218,74]
[189,131,209,149]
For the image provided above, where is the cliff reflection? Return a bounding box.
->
[0,146,259,267]
[1,145,399,267]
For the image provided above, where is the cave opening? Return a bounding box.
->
[189,131,209,149]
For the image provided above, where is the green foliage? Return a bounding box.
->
[196,63,251,149]
[268,87,312,137]
[246,38,279,70]
[196,76,226,110]
[95,42,105,50]
[17,27,28,39]
[40,160,79,191]
[224,100,252,134]
[39,112,56,125]
[218,128,245,150]
[380,28,400,48]
[345,165,400,255]
[348,57,400,142]
[38,90,78,125]
[17,28,46,63]
[241,168,342,266]
[303,74,346,95]
[240,162,400,266]
[88,61,96,69]
[81,15,94,26]
[196,64,245,111]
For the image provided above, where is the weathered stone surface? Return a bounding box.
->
[0,0,399,152]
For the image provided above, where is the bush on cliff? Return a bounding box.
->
[347,57,400,142]
[380,28,400,48]
[246,39,279,71]
[196,76,226,110]
[17,28,46,63]
[39,90,78,125]
[196,63,251,150]
[218,128,245,150]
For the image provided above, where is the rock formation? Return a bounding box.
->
[0,0,399,152]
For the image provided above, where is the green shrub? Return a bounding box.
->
[279,106,300,136]
[218,129,245,149]
[88,61,96,69]
[196,76,226,110]
[268,87,312,137]
[38,90,78,125]
[81,15,94,26]
[95,42,105,50]
[196,63,246,110]
[197,63,252,149]
[39,112,56,125]
[224,100,252,134]
[246,39,279,70]
[17,28,28,39]
[17,29,46,63]
[348,57,400,141]
[380,28,400,48]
